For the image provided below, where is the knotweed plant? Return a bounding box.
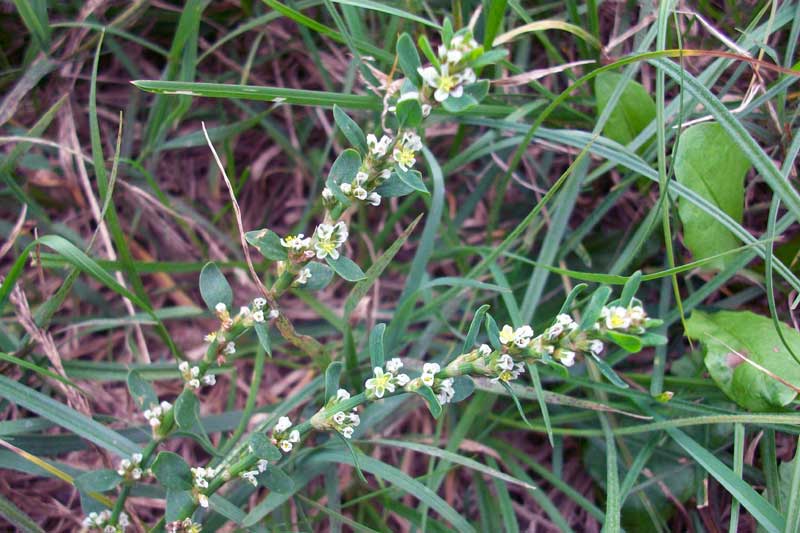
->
[0,14,670,533]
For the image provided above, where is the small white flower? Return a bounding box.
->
[385,357,404,373]
[559,350,576,367]
[402,131,422,151]
[418,64,464,102]
[253,297,267,309]
[478,343,492,356]
[148,417,161,429]
[202,374,216,386]
[499,325,516,345]
[280,234,311,251]
[160,401,172,411]
[275,416,293,433]
[395,373,410,386]
[279,440,293,453]
[322,187,333,200]
[224,342,236,355]
[629,305,646,322]
[188,378,200,389]
[379,168,392,180]
[353,186,368,200]
[313,222,348,260]
[436,377,456,405]
[333,411,346,424]
[339,182,352,195]
[131,468,142,480]
[421,103,432,117]
[257,459,269,473]
[349,412,360,425]
[239,306,251,319]
[240,470,258,487]
[289,430,300,443]
[341,426,354,439]
[367,191,381,206]
[421,373,435,387]
[513,325,534,348]
[589,339,604,356]
[268,309,280,319]
[253,309,265,322]
[422,362,440,375]
[604,306,631,330]
[336,388,351,401]
[295,267,312,285]
[556,313,573,326]
[498,354,515,371]
[178,361,190,373]
[198,494,209,508]
[215,302,227,314]
[365,367,395,398]
[546,323,564,340]
[367,134,392,157]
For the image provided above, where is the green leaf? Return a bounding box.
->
[594,72,656,145]
[0,493,45,533]
[127,370,157,411]
[526,363,553,446]
[254,321,272,356]
[396,33,422,86]
[606,331,644,352]
[325,361,344,401]
[674,123,751,270]
[687,310,800,411]
[441,92,479,113]
[395,97,423,128]
[416,34,439,67]
[557,283,587,315]
[326,149,362,202]
[369,323,386,370]
[248,434,282,461]
[333,105,367,152]
[464,80,490,102]
[375,173,415,197]
[500,381,532,427]
[74,469,123,493]
[174,390,216,453]
[579,286,612,329]
[588,353,629,389]
[462,304,491,354]
[300,261,334,291]
[151,452,193,490]
[0,375,140,456]
[260,466,295,493]
[414,385,443,418]
[395,166,428,193]
[165,489,194,522]
[245,229,288,261]
[619,270,642,307]
[451,376,475,403]
[199,262,233,312]
[326,254,366,282]
[485,314,501,349]
[12,0,50,53]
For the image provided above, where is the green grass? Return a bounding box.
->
[0,1,799,532]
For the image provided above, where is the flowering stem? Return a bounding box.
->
[110,438,161,524]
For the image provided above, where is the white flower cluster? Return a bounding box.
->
[392,131,423,172]
[365,358,410,399]
[340,171,382,206]
[116,453,144,481]
[434,376,455,405]
[600,304,647,332]
[328,389,360,439]
[416,33,479,103]
[179,361,216,389]
[143,401,172,431]
[294,267,312,286]
[192,466,221,508]
[498,324,534,349]
[234,300,267,326]
[82,510,129,532]
[271,416,301,453]
[166,518,202,533]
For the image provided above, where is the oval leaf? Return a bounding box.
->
[199,262,233,312]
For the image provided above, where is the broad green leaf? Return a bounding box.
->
[687,310,800,411]
[199,262,233,312]
[396,97,424,128]
[375,173,415,197]
[451,376,475,403]
[441,92,478,113]
[369,323,386,370]
[333,105,366,152]
[326,149,362,204]
[174,390,216,453]
[395,166,428,193]
[674,123,751,270]
[606,331,643,352]
[245,229,288,261]
[151,452,192,490]
[127,370,157,411]
[415,385,443,418]
[249,434,282,461]
[300,261,334,291]
[260,466,294,493]
[74,469,122,493]
[165,489,194,522]
[396,33,422,85]
[254,322,272,356]
[594,72,655,145]
[326,254,366,282]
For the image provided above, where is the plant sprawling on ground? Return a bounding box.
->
[0,1,799,532]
